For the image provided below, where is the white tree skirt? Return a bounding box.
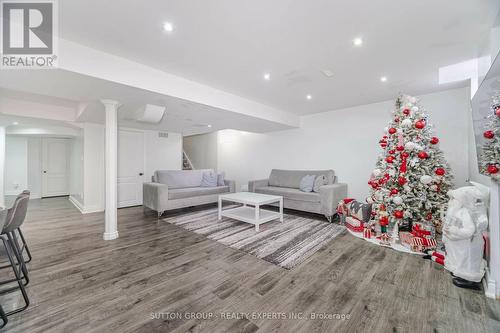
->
[346,228,425,256]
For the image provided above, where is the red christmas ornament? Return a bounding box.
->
[379,204,386,211]
[435,168,445,176]
[398,177,407,186]
[495,106,500,117]
[396,145,404,151]
[484,130,495,139]
[394,117,400,123]
[487,165,499,174]
[384,173,390,180]
[378,178,385,185]
[386,156,395,163]
[371,183,379,189]
[388,127,397,135]
[388,149,395,155]
[383,135,388,139]
[390,188,399,195]
[430,137,439,145]
[403,108,410,115]
[418,151,428,159]
[401,152,410,158]
[393,210,404,219]
[379,216,389,226]
[415,120,426,129]
[426,213,433,221]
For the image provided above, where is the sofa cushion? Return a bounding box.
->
[168,186,230,200]
[313,175,327,193]
[201,170,218,187]
[268,169,335,189]
[255,186,320,203]
[299,175,316,192]
[154,169,213,189]
[217,172,225,186]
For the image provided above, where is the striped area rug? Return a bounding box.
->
[161,206,345,269]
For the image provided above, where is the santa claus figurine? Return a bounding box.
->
[440,183,489,290]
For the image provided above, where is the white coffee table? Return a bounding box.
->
[218,192,283,232]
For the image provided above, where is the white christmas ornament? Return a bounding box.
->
[430,185,438,191]
[404,142,416,151]
[411,106,419,112]
[393,196,403,205]
[420,175,433,185]
[402,119,412,128]
[372,169,382,177]
[384,127,388,133]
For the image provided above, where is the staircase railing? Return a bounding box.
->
[182,150,194,170]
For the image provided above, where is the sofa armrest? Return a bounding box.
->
[224,179,236,193]
[143,182,169,213]
[248,179,269,192]
[319,183,348,216]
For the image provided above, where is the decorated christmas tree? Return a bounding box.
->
[479,94,500,181]
[368,94,453,234]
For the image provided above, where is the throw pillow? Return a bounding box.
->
[313,175,327,192]
[299,175,316,192]
[217,172,225,186]
[201,171,218,187]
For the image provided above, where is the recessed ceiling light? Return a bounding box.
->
[163,22,174,32]
[321,69,335,78]
[263,73,271,80]
[306,94,312,100]
[12,122,18,125]
[380,76,388,82]
[352,37,363,46]
[207,124,212,128]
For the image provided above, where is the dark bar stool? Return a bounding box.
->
[0,192,31,315]
[0,304,7,328]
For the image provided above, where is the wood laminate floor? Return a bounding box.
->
[0,197,499,332]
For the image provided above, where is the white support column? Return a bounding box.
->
[102,100,120,240]
[0,127,5,209]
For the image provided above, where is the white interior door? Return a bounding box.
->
[118,130,145,208]
[42,138,69,197]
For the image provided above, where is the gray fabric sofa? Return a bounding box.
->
[248,169,347,222]
[143,169,235,217]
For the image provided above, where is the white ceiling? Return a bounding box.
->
[60,0,500,115]
[0,70,293,135]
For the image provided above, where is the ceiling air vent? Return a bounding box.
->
[135,104,166,123]
[158,132,169,138]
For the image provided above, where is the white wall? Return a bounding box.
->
[27,137,42,198]
[144,130,182,180]
[5,136,28,195]
[82,123,105,212]
[78,125,182,213]
[69,135,83,202]
[183,132,218,170]
[217,88,471,198]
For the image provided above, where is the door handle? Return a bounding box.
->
[139,173,144,176]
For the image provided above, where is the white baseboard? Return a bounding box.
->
[68,196,104,214]
[68,195,84,213]
[82,205,105,214]
[103,231,119,240]
[484,267,499,299]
